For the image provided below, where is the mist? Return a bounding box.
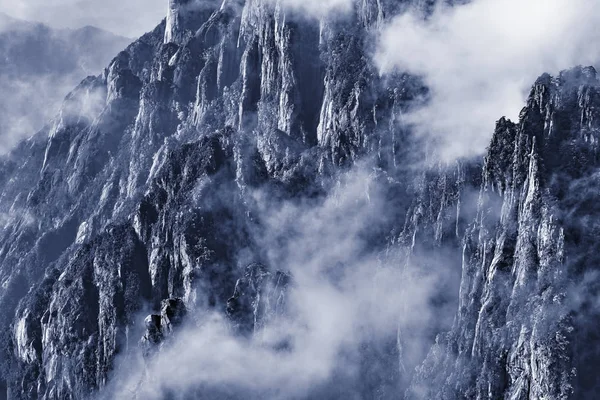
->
[375,0,600,162]
[0,0,165,38]
[279,0,354,19]
[101,163,462,399]
[0,13,130,154]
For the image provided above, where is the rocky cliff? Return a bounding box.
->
[0,0,598,399]
[410,66,600,400]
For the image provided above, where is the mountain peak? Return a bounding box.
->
[2,1,600,399]
[164,0,219,44]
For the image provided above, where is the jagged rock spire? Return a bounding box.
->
[165,0,219,44]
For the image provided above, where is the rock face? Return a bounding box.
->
[226,263,290,335]
[410,66,600,400]
[141,298,187,357]
[0,0,599,399]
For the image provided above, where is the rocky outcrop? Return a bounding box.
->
[1,0,600,399]
[141,298,187,357]
[8,225,151,399]
[409,66,600,400]
[226,263,291,335]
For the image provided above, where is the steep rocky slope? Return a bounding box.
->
[410,66,600,400]
[0,1,431,397]
[0,0,599,399]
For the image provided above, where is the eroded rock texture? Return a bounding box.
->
[0,0,599,399]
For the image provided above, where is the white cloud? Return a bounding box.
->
[375,0,600,162]
[106,166,460,398]
[279,0,354,19]
[0,0,165,37]
[0,74,100,154]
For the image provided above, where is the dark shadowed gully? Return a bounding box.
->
[0,0,599,399]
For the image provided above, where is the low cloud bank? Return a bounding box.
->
[105,165,462,399]
[376,0,600,162]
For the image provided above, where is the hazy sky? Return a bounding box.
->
[376,0,600,162]
[0,0,166,38]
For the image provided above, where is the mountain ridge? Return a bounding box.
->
[0,12,132,153]
[0,0,599,399]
